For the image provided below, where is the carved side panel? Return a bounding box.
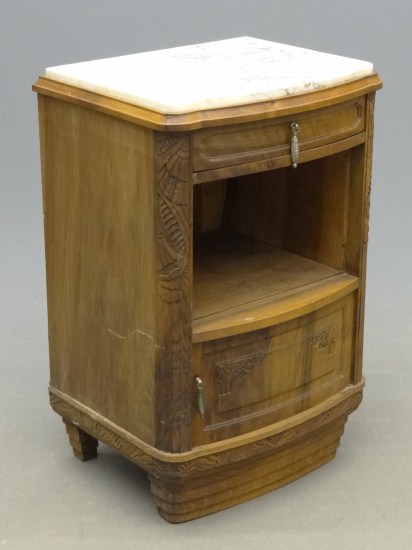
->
[154,132,193,453]
[363,93,375,245]
[353,92,377,384]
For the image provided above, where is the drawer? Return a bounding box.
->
[192,293,355,445]
[193,98,365,172]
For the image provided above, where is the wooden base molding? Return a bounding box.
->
[51,383,362,522]
[151,421,343,522]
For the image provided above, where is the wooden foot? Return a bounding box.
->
[63,419,98,461]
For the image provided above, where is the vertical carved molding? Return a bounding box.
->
[154,132,193,453]
[353,92,376,383]
[363,93,375,245]
[156,135,191,303]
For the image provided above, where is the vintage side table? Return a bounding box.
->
[33,37,382,522]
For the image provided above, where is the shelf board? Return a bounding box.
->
[192,234,358,342]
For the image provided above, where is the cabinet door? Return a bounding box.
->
[192,294,355,445]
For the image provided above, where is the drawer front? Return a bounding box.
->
[192,294,355,445]
[193,98,365,172]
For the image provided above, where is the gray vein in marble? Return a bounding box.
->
[45,37,374,114]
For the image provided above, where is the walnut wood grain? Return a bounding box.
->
[38,96,158,445]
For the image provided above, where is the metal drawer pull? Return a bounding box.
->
[290,122,299,168]
[195,376,205,418]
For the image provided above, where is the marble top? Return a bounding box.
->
[45,37,374,114]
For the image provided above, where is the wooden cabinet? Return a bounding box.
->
[34,38,381,522]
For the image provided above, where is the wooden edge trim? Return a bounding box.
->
[193,132,366,184]
[49,380,364,466]
[33,77,169,131]
[168,75,382,130]
[192,274,359,343]
[33,74,382,131]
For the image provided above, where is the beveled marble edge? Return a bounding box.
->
[45,37,375,115]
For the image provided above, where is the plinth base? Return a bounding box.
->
[52,383,363,523]
[150,420,342,522]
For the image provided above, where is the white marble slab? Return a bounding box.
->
[46,37,374,114]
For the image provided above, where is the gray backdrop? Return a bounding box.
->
[1,1,411,549]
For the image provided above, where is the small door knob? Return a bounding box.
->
[195,376,205,418]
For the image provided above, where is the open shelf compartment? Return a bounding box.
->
[193,233,358,341]
[192,150,361,342]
